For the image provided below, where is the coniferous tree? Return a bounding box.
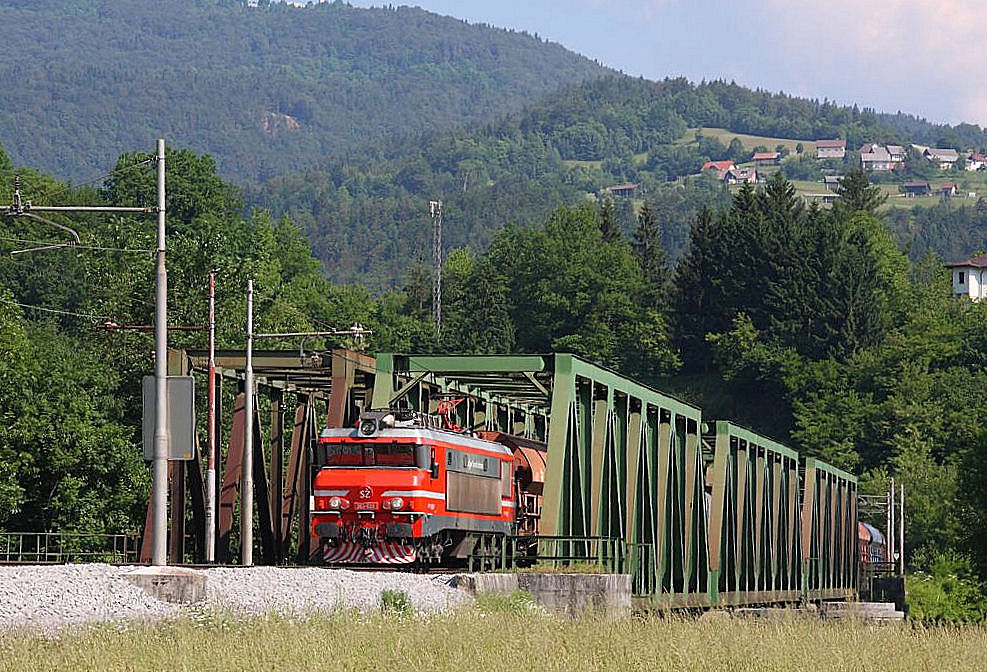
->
[598,196,622,243]
[672,206,722,370]
[758,169,804,224]
[836,167,887,216]
[632,201,670,308]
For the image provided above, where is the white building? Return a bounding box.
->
[860,143,893,171]
[947,254,987,300]
[887,145,906,167]
[924,148,959,170]
[815,139,846,160]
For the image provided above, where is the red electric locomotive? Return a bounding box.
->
[311,408,525,565]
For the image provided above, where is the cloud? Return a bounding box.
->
[762,0,987,123]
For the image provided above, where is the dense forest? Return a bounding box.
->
[0,0,606,182]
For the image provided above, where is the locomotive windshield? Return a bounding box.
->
[324,442,422,468]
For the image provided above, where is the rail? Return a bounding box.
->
[0,532,141,564]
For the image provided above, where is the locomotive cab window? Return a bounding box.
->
[325,442,423,468]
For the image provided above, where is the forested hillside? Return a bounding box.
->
[253,74,987,287]
[0,0,606,182]
[250,76,898,286]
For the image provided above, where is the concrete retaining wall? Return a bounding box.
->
[457,572,631,617]
[124,566,206,604]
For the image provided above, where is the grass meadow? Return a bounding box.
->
[2,606,986,672]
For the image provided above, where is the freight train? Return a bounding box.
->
[312,405,866,600]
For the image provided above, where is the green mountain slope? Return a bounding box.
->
[252,74,987,288]
[250,75,902,287]
[0,0,607,182]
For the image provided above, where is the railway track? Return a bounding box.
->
[0,560,465,574]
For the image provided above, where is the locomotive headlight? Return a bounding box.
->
[389,497,405,510]
[328,496,342,510]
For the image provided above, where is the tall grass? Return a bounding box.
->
[2,607,986,672]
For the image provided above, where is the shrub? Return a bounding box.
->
[379,589,413,616]
[907,550,987,624]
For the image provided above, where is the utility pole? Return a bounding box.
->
[152,139,168,567]
[899,485,905,576]
[4,140,167,565]
[206,273,217,563]
[429,199,442,334]
[889,477,895,567]
[243,278,254,566]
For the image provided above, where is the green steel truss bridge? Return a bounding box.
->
[122,349,855,608]
[372,353,857,607]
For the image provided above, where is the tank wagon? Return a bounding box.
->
[310,353,859,607]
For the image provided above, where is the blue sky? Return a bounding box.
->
[347,0,987,127]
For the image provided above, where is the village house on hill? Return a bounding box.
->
[860,144,891,171]
[887,145,906,165]
[724,167,757,185]
[860,143,894,171]
[940,182,958,198]
[753,152,780,168]
[901,181,931,197]
[924,148,959,170]
[701,160,736,179]
[947,254,987,300]
[602,182,641,198]
[822,175,842,192]
[815,139,846,160]
[966,153,986,171]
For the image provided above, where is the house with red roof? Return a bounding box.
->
[940,182,958,198]
[946,254,987,300]
[702,159,736,172]
[966,153,986,171]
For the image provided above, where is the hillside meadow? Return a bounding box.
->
[2,607,986,672]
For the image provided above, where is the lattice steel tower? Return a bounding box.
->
[429,199,443,333]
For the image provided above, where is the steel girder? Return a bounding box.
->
[706,422,801,606]
[541,355,705,600]
[372,353,706,597]
[800,458,858,600]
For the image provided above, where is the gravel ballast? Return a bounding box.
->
[0,564,469,631]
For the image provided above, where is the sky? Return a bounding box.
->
[347,0,987,128]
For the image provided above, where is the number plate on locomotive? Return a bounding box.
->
[354,501,379,511]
